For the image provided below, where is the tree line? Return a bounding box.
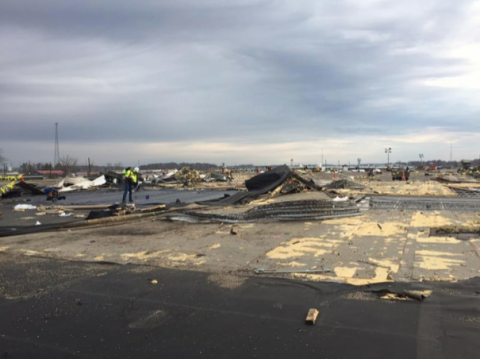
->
[20,155,79,175]
[140,162,221,170]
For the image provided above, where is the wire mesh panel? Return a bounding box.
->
[450,188,480,198]
[168,200,362,223]
[370,196,480,212]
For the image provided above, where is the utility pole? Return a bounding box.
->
[54,122,60,167]
[385,147,392,168]
[419,154,424,167]
[357,158,361,168]
[291,158,294,168]
[449,143,453,162]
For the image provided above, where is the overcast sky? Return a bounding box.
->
[1,0,480,166]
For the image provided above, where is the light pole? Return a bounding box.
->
[357,158,361,169]
[290,159,294,168]
[385,148,392,168]
[419,154,424,167]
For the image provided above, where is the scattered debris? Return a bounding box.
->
[200,166,321,206]
[305,309,319,325]
[254,268,331,275]
[150,279,158,285]
[230,226,239,235]
[14,204,37,211]
[174,167,201,185]
[56,175,107,192]
[373,289,432,301]
[326,179,365,190]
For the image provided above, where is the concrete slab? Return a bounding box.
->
[1,208,479,285]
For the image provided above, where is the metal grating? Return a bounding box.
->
[166,199,362,223]
[450,188,480,198]
[370,196,480,212]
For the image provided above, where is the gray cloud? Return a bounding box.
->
[1,0,479,164]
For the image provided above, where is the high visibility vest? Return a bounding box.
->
[123,169,137,183]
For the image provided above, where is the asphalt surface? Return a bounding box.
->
[0,188,238,229]
[0,254,479,359]
[5,187,239,207]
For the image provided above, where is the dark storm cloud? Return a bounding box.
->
[1,0,479,163]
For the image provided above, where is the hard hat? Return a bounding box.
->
[134,167,139,173]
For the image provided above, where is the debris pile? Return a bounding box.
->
[174,167,202,184]
[104,171,124,185]
[150,170,178,184]
[325,179,365,190]
[1,179,44,198]
[150,168,227,185]
[276,176,312,194]
[200,165,321,206]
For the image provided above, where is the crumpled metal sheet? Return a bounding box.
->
[56,175,107,192]
[164,199,361,223]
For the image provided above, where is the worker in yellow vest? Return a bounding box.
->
[122,167,139,204]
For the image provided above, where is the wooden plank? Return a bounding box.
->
[140,204,167,213]
[53,204,114,211]
[305,309,319,325]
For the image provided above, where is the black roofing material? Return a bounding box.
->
[326,179,366,190]
[0,255,479,359]
[16,182,45,195]
[199,165,320,206]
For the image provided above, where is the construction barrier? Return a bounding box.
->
[0,175,25,197]
[0,176,18,181]
[0,181,17,196]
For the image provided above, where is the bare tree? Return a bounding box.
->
[57,155,78,175]
[87,157,94,177]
